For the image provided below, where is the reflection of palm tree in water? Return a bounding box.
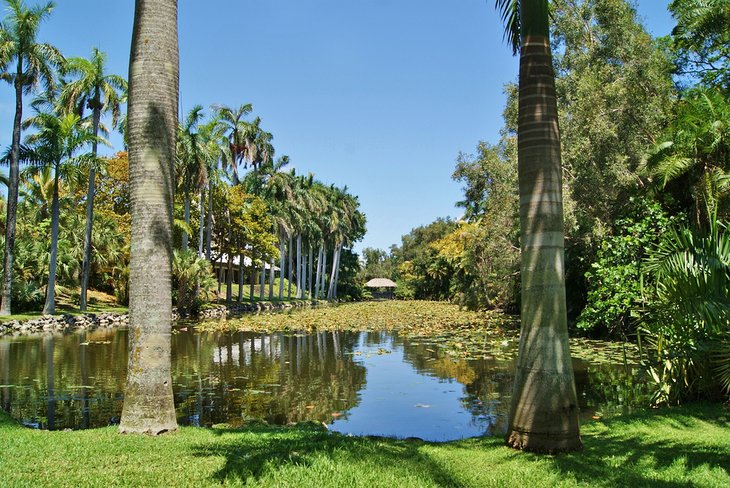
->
[45,334,55,430]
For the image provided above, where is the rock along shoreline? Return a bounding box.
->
[0,299,326,336]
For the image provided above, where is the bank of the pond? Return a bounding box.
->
[1,403,728,487]
[0,299,318,336]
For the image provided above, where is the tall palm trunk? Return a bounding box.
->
[259,262,265,300]
[278,235,285,300]
[181,192,191,251]
[119,0,179,435]
[268,257,274,299]
[0,58,25,315]
[249,265,255,302]
[333,244,342,299]
[505,0,581,453]
[287,236,293,299]
[237,253,244,302]
[320,243,328,299]
[43,165,61,315]
[296,234,302,298]
[80,102,102,311]
[327,244,339,300]
[301,243,307,299]
[307,244,314,299]
[314,245,323,299]
[198,189,205,257]
[205,179,213,260]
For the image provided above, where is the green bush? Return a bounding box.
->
[577,200,677,337]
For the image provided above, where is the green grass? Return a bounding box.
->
[1,403,728,487]
[0,288,128,322]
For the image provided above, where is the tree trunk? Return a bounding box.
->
[268,257,274,299]
[301,243,307,299]
[333,244,342,299]
[119,0,179,435]
[320,243,328,299]
[314,245,323,299]
[505,0,581,453]
[237,253,244,302]
[287,236,293,299]
[278,235,285,300]
[249,266,255,302]
[205,179,213,260]
[259,262,265,300]
[43,166,61,315]
[198,189,205,257]
[80,103,102,311]
[0,59,25,315]
[307,244,314,299]
[181,192,190,251]
[296,234,302,299]
[327,244,338,299]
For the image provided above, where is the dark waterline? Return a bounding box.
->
[0,327,650,441]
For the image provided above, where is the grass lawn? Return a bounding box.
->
[1,403,728,487]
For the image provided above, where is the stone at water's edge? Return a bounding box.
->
[0,299,320,336]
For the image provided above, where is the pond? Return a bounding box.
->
[0,326,652,441]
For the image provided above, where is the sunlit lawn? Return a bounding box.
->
[1,403,728,487]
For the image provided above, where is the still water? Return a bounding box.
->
[0,327,650,441]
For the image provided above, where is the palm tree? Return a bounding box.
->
[494,0,582,453]
[58,48,126,311]
[119,0,179,435]
[0,0,63,315]
[214,103,252,184]
[21,106,97,314]
[176,105,208,252]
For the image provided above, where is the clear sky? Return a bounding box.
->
[0,0,675,253]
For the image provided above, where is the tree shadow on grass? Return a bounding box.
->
[548,405,730,487]
[190,423,462,486]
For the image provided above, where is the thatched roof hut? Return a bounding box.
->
[365,278,397,288]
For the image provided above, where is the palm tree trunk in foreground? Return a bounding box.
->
[120,0,179,435]
[43,167,61,315]
[506,0,581,453]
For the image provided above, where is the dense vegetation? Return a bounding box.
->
[0,1,366,320]
[360,0,730,404]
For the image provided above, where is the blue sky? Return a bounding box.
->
[0,0,675,252]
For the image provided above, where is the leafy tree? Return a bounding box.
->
[669,0,730,89]
[0,0,63,315]
[21,107,97,314]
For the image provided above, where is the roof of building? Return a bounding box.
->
[365,278,397,288]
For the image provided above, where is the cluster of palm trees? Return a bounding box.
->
[0,0,126,315]
[0,1,364,317]
[175,103,366,307]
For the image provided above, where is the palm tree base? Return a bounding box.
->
[506,430,583,454]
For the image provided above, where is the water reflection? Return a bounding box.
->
[0,327,651,441]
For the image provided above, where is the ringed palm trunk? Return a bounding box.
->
[119,0,179,435]
[327,244,338,300]
[0,59,25,315]
[505,0,581,453]
[333,244,342,299]
[80,103,102,311]
[43,165,61,315]
[320,243,328,299]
